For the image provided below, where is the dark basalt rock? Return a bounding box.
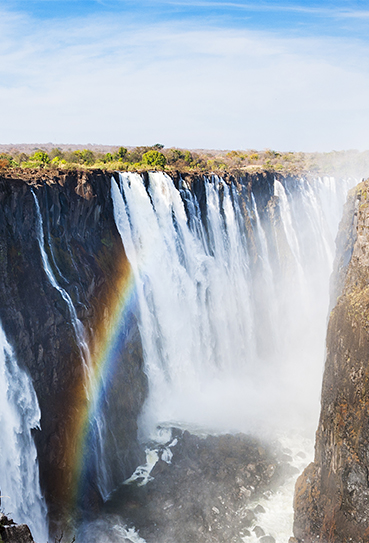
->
[0,171,147,528]
[293,180,369,542]
[0,514,34,543]
[103,429,296,543]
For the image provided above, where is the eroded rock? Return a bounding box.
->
[0,515,34,543]
[293,180,369,542]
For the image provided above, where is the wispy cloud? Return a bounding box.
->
[1,7,369,151]
[120,0,369,19]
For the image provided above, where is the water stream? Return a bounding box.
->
[0,324,48,543]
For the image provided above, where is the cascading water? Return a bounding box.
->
[0,324,48,543]
[112,173,353,438]
[32,192,114,501]
[110,172,354,542]
[32,191,89,366]
[5,173,352,542]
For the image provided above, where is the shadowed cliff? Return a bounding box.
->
[0,170,148,528]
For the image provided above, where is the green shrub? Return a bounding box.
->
[31,151,50,164]
[142,150,166,168]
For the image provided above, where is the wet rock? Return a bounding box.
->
[253,525,265,538]
[254,504,266,514]
[260,536,276,543]
[0,515,34,543]
[104,429,295,543]
[1,525,34,543]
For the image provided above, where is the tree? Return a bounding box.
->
[142,150,167,169]
[31,151,50,164]
[114,147,127,159]
[72,149,95,165]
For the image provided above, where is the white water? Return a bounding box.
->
[32,191,89,366]
[0,324,48,542]
[112,173,353,438]
[110,173,354,542]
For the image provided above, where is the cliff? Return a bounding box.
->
[0,170,148,526]
[293,180,369,542]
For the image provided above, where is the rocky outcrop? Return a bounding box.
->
[92,429,298,543]
[293,181,369,542]
[0,514,34,543]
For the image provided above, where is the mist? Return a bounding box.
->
[111,172,353,442]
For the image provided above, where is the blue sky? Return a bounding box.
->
[1,0,369,151]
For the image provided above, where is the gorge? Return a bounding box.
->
[0,168,359,542]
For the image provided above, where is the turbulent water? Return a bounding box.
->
[0,324,48,543]
[112,173,352,438]
[109,172,353,542]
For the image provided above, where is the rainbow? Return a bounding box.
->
[68,254,137,513]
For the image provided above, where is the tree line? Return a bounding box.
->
[1,145,368,177]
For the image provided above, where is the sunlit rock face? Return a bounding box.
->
[293,181,369,543]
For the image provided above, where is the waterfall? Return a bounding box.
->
[0,324,48,543]
[32,191,113,500]
[112,173,354,438]
[32,191,89,367]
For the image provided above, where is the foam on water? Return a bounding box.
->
[0,324,48,542]
[112,173,354,438]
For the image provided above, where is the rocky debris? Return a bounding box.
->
[254,504,266,514]
[293,180,369,542]
[103,428,297,543]
[0,514,34,543]
[253,525,265,537]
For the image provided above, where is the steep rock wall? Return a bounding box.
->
[0,170,147,525]
[293,180,369,542]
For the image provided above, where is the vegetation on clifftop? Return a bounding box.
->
[0,144,368,178]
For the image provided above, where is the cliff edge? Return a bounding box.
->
[293,180,369,542]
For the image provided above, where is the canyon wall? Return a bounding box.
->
[0,170,148,523]
[293,180,369,542]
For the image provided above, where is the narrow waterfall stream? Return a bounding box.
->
[32,191,116,502]
[0,324,48,543]
[107,173,353,542]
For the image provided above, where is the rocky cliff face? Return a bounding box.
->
[293,180,369,542]
[0,170,147,526]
